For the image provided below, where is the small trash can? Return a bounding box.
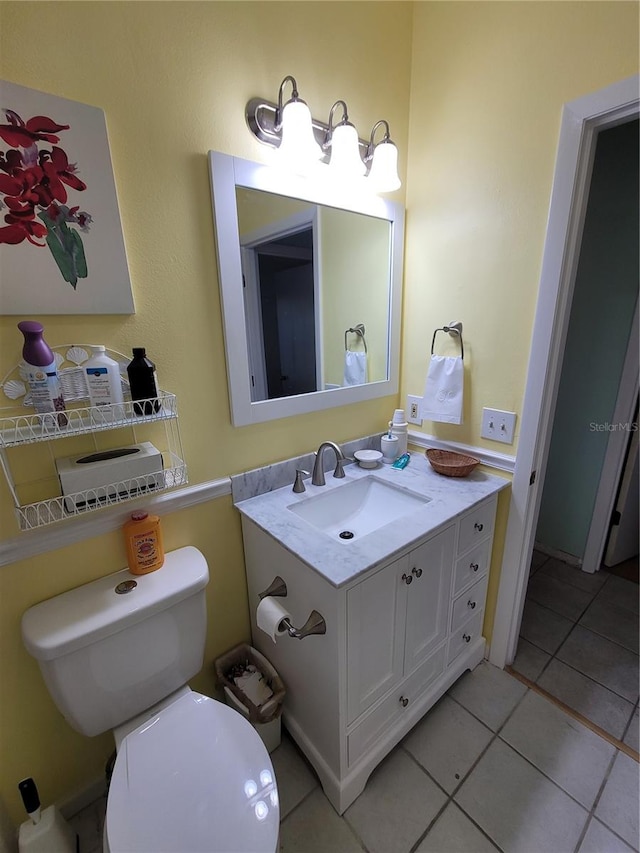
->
[215,643,285,753]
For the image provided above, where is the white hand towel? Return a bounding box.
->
[420,355,464,424]
[343,351,368,386]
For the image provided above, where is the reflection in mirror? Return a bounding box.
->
[208,152,404,426]
[236,187,392,402]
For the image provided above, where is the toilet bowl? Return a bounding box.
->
[22,546,279,853]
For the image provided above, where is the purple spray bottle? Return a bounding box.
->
[18,321,67,426]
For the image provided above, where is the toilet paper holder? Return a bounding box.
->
[258,576,288,600]
[258,576,327,640]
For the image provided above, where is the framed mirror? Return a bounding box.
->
[208,151,404,426]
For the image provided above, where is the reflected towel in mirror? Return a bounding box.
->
[343,351,368,386]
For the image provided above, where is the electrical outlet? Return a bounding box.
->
[481,408,517,444]
[407,395,422,425]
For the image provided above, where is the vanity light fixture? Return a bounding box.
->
[365,120,401,193]
[273,75,323,169]
[324,101,366,177]
[245,75,400,192]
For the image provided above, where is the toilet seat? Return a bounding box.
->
[105,691,279,853]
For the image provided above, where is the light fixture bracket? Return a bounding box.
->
[246,97,369,161]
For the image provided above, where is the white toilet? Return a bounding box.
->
[21,546,280,853]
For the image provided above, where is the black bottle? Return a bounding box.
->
[127,347,160,415]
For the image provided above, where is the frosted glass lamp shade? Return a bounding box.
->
[278,99,323,168]
[329,123,366,176]
[367,140,401,192]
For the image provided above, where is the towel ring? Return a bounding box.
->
[345,324,367,353]
[431,325,464,360]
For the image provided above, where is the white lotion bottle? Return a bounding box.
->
[84,346,124,417]
[389,408,408,456]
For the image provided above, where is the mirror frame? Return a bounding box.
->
[208,151,404,426]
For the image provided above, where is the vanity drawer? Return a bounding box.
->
[447,610,484,665]
[347,644,446,767]
[451,574,489,634]
[453,538,492,597]
[457,497,497,556]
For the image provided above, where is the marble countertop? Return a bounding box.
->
[235,452,509,587]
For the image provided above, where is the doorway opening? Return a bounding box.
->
[240,210,321,402]
[491,79,639,746]
[491,76,640,678]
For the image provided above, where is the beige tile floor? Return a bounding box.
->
[70,662,640,853]
[514,551,639,743]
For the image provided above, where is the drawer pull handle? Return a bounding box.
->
[463,633,471,643]
[467,600,476,610]
[412,567,423,579]
[399,696,409,708]
[401,573,413,585]
[470,562,479,572]
[474,522,484,532]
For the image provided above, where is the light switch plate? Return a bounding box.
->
[407,395,422,425]
[481,408,517,444]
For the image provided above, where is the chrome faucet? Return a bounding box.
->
[311,441,348,486]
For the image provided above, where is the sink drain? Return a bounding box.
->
[339,530,355,540]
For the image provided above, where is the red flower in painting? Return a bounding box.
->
[0,110,69,148]
[0,107,90,286]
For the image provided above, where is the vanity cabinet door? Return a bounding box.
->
[403,525,455,675]
[346,525,455,724]
[346,555,407,723]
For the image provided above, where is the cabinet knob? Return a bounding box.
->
[399,696,409,708]
[463,633,471,643]
[401,573,413,585]
[412,567,423,579]
[467,599,476,610]
[474,522,484,532]
[470,562,479,572]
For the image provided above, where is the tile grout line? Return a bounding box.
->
[506,667,639,762]
[571,750,630,853]
[406,679,536,853]
[519,615,638,709]
[536,561,610,595]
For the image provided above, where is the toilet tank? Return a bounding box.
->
[22,546,209,737]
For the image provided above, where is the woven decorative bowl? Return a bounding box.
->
[426,449,479,478]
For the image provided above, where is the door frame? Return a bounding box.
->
[583,302,638,573]
[489,75,640,668]
[240,208,321,400]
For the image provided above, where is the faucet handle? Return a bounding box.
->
[333,458,351,479]
[292,469,309,493]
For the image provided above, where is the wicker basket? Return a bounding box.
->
[426,449,479,477]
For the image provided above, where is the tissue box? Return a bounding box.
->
[56,441,164,512]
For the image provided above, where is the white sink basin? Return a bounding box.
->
[287,476,431,541]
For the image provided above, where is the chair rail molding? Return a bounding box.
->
[0,477,232,567]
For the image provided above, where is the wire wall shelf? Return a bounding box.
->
[15,459,188,532]
[0,346,187,532]
[0,393,179,448]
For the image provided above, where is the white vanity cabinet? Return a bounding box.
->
[241,492,498,815]
[346,525,454,724]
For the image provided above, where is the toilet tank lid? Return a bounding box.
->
[22,546,209,661]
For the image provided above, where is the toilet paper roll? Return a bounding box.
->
[256,596,291,643]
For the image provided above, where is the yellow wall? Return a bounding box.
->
[404,0,638,671]
[403,0,639,452]
[1,0,638,832]
[320,207,391,386]
[0,0,413,827]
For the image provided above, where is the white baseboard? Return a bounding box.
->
[533,541,583,568]
[57,775,107,820]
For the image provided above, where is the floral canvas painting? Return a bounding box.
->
[0,80,134,314]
